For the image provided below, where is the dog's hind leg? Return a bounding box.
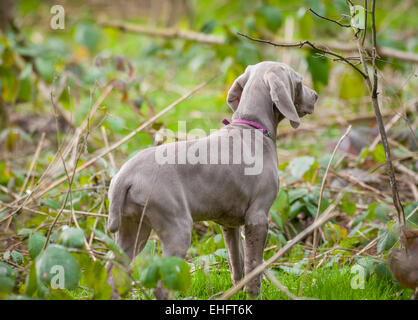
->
[107,215,152,299]
[222,226,244,285]
[117,215,152,260]
[152,217,193,299]
[243,210,268,298]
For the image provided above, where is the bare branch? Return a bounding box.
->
[356,0,406,228]
[237,32,368,78]
[100,20,223,45]
[308,8,351,28]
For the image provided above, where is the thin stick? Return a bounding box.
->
[299,126,351,296]
[101,126,116,168]
[394,163,418,184]
[237,33,368,78]
[100,20,223,45]
[308,8,351,28]
[219,192,344,300]
[19,132,46,195]
[264,270,313,300]
[312,125,352,251]
[359,0,406,228]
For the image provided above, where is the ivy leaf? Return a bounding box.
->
[288,156,316,180]
[10,251,24,265]
[270,210,284,230]
[372,144,386,163]
[84,260,112,300]
[340,193,357,216]
[200,20,216,34]
[214,248,228,260]
[74,23,101,52]
[0,262,16,293]
[91,228,129,264]
[365,203,378,221]
[112,266,132,297]
[24,261,37,297]
[374,203,392,223]
[36,245,81,290]
[159,257,191,291]
[306,51,330,93]
[288,188,309,204]
[339,69,365,100]
[236,41,260,66]
[0,67,18,103]
[255,5,283,33]
[28,232,47,259]
[140,261,161,289]
[350,5,366,30]
[404,202,418,226]
[271,189,289,225]
[60,227,85,249]
[289,200,305,220]
[376,225,399,254]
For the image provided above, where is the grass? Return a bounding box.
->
[171,263,412,300]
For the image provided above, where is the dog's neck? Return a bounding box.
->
[231,83,282,142]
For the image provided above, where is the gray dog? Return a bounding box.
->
[107,61,318,298]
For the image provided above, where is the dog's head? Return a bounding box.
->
[227,61,318,128]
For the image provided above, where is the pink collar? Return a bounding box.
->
[222,118,272,138]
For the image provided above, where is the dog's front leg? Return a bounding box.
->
[221,226,244,285]
[243,212,268,298]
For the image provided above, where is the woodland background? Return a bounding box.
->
[0,0,417,300]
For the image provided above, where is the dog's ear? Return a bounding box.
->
[264,71,300,128]
[227,67,250,111]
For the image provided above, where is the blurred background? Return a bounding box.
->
[0,0,417,300]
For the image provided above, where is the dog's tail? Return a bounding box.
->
[108,175,130,233]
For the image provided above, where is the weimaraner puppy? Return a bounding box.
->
[107,61,318,298]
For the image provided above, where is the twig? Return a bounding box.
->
[237,33,368,78]
[395,163,418,184]
[100,20,223,45]
[357,0,406,228]
[361,0,368,46]
[355,239,377,257]
[329,168,387,198]
[308,8,351,28]
[19,132,46,196]
[264,270,314,300]
[312,125,352,247]
[299,126,351,296]
[101,126,116,168]
[406,181,418,201]
[219,192,344,300]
